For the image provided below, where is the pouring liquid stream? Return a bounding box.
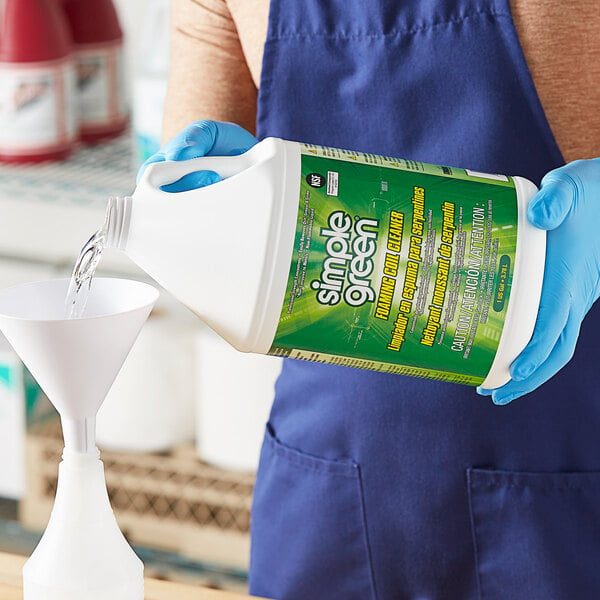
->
[64,207,111,319]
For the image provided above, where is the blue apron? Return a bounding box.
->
[250,2,600,599]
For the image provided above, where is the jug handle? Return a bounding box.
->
[142,153,254,190]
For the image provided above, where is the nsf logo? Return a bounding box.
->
[306,172,326,188]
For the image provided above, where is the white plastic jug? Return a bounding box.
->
[106,137,545,389]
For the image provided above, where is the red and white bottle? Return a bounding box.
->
[0,0,77,163]
[62,0,128,143]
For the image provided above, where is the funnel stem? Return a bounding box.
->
[61,416,97,454]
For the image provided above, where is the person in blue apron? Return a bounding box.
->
[142,1,600,598]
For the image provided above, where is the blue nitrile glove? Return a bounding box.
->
[137,120,258,192]
[478,158,600,405]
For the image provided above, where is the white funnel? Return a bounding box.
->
[0,278,158,452]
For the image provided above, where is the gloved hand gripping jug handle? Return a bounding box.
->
[106,150,256,250]
[143,151,255,189]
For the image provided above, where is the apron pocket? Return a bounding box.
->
[468,468,600,600]
[249,423,376,600]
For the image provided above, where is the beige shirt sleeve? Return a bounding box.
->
[163,0,258,141]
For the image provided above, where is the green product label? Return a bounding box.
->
[269,144,518,385]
